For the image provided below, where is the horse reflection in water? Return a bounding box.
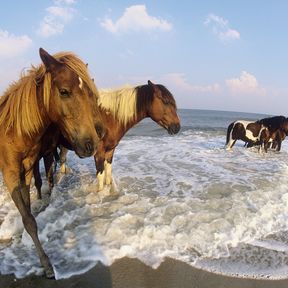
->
[38,80,180,193]
[0,48,102,278]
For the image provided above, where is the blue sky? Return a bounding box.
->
[0,0,288,114]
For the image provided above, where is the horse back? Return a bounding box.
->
[258,116,286,132]
[246,122,263,138]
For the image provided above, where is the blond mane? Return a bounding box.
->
[99,86,137,126]
[0,51,98,138]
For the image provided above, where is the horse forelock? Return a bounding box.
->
[98,86,137,126]
[156,84,177,108]
[136,84,176,115]
[52,52,99,99]
[0,51,99,138]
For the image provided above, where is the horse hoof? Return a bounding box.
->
[45,267,55,279]
[97,184,104,192]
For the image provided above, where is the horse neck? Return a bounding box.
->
[123,90,150,131]
[32,86,52,140]
[100,105,148,136]
[123,109,148,132]
[37,85,51,123]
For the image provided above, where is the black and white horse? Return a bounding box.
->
[225,120,270,151]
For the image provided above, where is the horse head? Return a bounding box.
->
[39,48,100,158]
[147,80,180,134]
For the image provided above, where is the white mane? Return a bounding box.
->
[98,86,137,126]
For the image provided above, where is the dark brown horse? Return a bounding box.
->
[268,129,287,151]
[33,124,63,199]
[0,48,102,278]
[33,122,105,199]
[37,80,180,193]
[257,116,288,151]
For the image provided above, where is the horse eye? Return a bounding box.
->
[59,88,70,98]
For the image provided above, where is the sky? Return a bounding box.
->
[0,0,288,115]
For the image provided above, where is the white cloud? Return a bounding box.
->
[204,13,240,42]
[37,0,76,37]
[225,71,266,95]
[54,0,76,4]
[162,73,220,93]
[46,6,75,21]
[0,30,32,58]
[100,5,172,34]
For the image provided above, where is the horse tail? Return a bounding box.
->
[226,122,234,145]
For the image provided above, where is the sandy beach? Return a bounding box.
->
[1,257,288,288]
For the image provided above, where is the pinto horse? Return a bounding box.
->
[225,120,270,151]
[0,48,102,278]
[92,80,181,190]
[37,80,180,192]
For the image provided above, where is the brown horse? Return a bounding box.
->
[50,80,180,191]
[258,116,288,151]
[0,48,102,278]
[33,124,63,199]
[268,129,287,151]
[33,122,104,199]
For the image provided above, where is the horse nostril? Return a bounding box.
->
[175,123,180,133]
[85,139,94,154]
[169,123,180,134]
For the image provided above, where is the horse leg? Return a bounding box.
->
[33,160,42,199]
[44,152,55,195]
[94,155,105,191]
[59,146,69,173]
[94,142,105,191]
[262,141,269,153]
[3,167,54,278]
[246,141,254,148]
[226,139,236,150]
[276,141,282,152]
[104,149,115,186]
[13,186,54,278]
[19,167,32,212]
[275,132,282,151]
[24,157,54,277]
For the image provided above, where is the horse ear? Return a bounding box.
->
[39,48,61,72]
[148,80,160,93]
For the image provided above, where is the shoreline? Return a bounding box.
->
[1,257,288,288]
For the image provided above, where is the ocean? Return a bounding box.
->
[1,109,288,279]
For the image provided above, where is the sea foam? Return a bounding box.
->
[1,121,288,279]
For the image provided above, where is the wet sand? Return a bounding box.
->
[1,257,288,288]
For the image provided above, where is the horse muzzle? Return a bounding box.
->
[167,123,181,135]
[74,137,96,158]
